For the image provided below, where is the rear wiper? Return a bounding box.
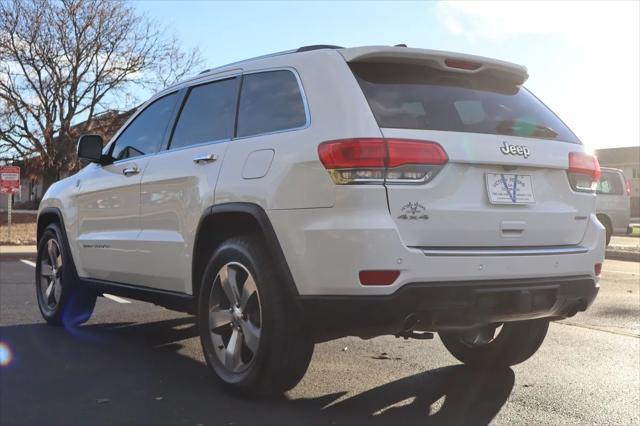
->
[496,120,558,138]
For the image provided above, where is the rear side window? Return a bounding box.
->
[170,77,239,149]
[350,63,580,143]
[111,92,179,160]
[597,171,624,195]
[236,70,307,138]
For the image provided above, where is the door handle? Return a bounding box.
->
[122,166,140,176]
[193,153,218,164]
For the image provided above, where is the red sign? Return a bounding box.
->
[0,166,20,194]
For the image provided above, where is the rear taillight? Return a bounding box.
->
[318,138,448,185]
[625,180,632,196]
[567,152,601,193]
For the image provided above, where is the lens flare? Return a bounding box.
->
[0,342,13,367]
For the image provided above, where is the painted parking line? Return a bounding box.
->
[19,259,36,268]
[102,294,132,304]
[19,258,132,304]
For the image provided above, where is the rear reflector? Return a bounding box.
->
[318,138,448,185]
[444,58,482,71]
[359,270,400,286]
[568,152,601,192]
[594,263,602,277]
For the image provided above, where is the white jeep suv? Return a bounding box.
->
[36,45,605,396]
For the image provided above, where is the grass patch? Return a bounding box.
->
[0,212,36,245]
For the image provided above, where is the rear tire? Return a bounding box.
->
[439,319,549,368]
[36,223,97,327]
[197,235,314,396]
[597,214,612,246]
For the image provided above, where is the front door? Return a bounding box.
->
[75,92,180,283]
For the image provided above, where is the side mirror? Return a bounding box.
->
[77,134,105,164]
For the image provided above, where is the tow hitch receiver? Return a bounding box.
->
[396,331,434,340]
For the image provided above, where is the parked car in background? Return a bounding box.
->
[596,167,631,245]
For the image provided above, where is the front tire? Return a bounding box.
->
[439,319,549,368]
[36,223,97,326]
[197,235,314,396]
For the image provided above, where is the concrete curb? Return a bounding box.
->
[605,249,640,262]
[0,245,37,257]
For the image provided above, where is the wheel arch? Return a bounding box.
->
[596,213,612,232]
[192,202,301,309]
[37,207,81,280]
[37,207,67,244]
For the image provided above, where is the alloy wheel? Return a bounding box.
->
[207,262,262,373]
[39,238,63,311]
[459,324,503,347]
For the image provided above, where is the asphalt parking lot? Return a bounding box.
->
[1,256,638,426]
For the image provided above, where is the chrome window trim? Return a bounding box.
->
[154,138,232,158]
[418,245,589,257]
[233,67,311,141]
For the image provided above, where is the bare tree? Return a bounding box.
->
[0,0,202,189]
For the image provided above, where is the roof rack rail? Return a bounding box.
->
[197,45,344,76]
[296,44,344,52]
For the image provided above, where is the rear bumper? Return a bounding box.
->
[301,275,598,340]
[269,203,606,296]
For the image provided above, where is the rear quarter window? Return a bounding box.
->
[236,70,307,138]
[350,62,580,144]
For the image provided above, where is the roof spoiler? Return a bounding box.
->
[338,46,529,85]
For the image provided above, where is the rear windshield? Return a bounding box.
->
[350,62,580,144]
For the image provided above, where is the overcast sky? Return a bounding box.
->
[133,0,640,151]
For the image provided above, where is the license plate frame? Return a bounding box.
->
[485,173,535,204]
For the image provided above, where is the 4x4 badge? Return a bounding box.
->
[398,202,429,220]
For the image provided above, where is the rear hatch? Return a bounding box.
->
[345,48,597,248]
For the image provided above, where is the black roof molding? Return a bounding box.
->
[296,45,344,52]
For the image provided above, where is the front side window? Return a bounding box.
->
[236,70,307,138]
[597,171,624,195]
[110,92,179,160]
[169,78,239,149]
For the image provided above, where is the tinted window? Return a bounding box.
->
[351,63,580,143]
[597,171,624,195]
[236,70,306,138]
[170,78,239,149]
[111,93,178,160]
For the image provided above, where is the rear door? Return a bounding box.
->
[137,75,240,293]
[350,61,595,248]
